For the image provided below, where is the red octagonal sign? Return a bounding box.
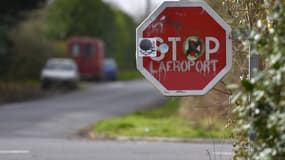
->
[136,1,232,96]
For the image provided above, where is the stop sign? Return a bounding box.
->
[136,1,232,96]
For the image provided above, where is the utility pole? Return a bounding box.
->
[249,51,259,79]
[145,0,151,17]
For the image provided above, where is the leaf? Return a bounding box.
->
[241,79,254,92]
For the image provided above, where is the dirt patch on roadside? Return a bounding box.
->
[0,84,77,105]
[0,88,44,104]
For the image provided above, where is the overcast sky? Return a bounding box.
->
[103,0,178,20]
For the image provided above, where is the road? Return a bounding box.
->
[0,79,232,160]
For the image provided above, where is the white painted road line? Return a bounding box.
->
[0,150,30,155]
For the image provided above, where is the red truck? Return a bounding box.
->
[67,37,104,80]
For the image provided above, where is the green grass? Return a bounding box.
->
[92,98,231,139]
[117,70,142,81]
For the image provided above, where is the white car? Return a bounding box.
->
[41,58,79,89]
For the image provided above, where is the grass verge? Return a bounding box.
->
[92,98,232,139]
[0,80,43,104]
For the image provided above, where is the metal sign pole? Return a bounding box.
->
[248,42,259,158]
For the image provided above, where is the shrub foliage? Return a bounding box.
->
[227,0,285,159]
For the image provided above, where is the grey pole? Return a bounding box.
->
[248,41,259,158]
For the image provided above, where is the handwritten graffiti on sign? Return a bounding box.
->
[136,1,232,96]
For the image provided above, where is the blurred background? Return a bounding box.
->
[0,0,238,139]
[1,0,282,159]
[0,0,170,101]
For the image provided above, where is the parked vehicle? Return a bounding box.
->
[103,58,117,81]
[67,37,104,80]
[41,58,79,89]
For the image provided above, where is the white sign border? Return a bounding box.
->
[136,1,232,96]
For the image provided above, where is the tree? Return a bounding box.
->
[0,25,11,77]
[0,0,46,79]
[45,0,136,69]
[225,0,285,159]
[112,9,136,69]
[0,0,46,25]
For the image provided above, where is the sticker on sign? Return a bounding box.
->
[136,1,232,96]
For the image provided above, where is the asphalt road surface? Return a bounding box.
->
[0,79,232,160]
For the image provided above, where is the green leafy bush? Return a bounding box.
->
[231,0,285,159]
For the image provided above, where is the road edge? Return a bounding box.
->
[79,129,233,144]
